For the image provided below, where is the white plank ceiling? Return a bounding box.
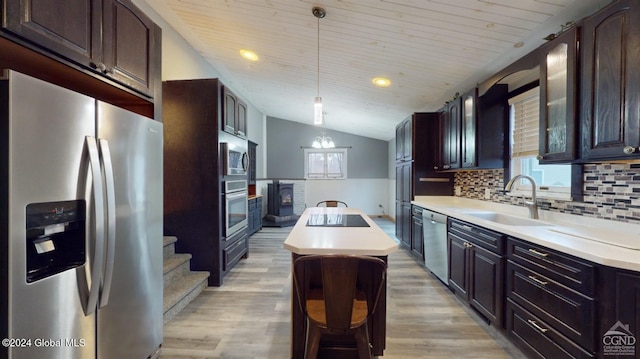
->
[143,0,611,141]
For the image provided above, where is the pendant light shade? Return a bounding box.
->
[314,96,323,125]
[312,7,326,125]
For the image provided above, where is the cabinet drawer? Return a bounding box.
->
[248,198,257,209]
[412,205,424,217]
[507,260,595,351]
[507,237,595,295]
[449,219,504,254]
[223,235,247,271]
[506,299,595,359]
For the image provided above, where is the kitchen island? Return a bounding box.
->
[283,207,398,358]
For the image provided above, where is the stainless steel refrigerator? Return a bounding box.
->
[0,70,163,358]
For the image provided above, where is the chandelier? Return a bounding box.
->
[312,6,326,125]
[312,134,335,148]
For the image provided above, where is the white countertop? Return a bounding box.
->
[413,196,640,272]
[283,207,399,255]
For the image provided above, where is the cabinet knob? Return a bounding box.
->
[536,155,543,160]
[623,146,636,155]
[443,165,450,170]
[433,166,439,170]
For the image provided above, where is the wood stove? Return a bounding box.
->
[267,180,294,216]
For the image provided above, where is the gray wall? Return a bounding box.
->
[266,117,388,179]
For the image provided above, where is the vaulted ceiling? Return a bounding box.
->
[143,0,610,141]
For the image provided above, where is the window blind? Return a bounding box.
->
[509,87,539,158]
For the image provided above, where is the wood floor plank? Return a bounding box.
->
[160,219,526,359]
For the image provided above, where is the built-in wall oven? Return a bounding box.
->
[224,180,248,236]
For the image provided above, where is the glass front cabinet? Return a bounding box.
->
[538,26,579,163]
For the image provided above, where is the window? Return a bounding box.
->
[304,148,348,179]
[509,87,572,199]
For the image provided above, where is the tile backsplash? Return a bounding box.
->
[454,163,640,224]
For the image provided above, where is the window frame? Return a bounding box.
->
[303,148,348,180]
[508,87,573,200]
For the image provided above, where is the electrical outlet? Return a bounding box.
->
[455,186,462,196]
[484,188,491,199]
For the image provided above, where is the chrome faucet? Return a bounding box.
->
[504,175,539,219]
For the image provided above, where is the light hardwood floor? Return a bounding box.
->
[160,218,527,359]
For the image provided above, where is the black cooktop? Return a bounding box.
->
[306,214,370,227]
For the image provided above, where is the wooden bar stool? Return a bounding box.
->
[292,255,387,359]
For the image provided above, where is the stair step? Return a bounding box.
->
[163,271,209,324]
[163,236,178,258]
[163,253,191,275]
[163,236,178,247]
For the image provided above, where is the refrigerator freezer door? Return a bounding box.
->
[4,71,97,358]
[96,102,163,359]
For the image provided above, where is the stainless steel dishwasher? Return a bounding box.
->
[422,209,448,284]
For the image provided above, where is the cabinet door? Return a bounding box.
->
[248,141,257,184]
[395,165,403,201]
[411,215,424,260]
[401,204,411,248]
[395,201,402,241]
[402,163,411,202]
[2,0,102,69]
[402,118,412,160]
[461,88,478,168]
[539,26,578,163]
[614,271,640,347]
[102,0,157,97]
[581,0,640,160]
[469,244,503,325]
[448,232,468,299]
[236,99,247,138]
[223,87,237,135]
[395,123,403,161]
[442,98,461,170]
[433,109,446,171]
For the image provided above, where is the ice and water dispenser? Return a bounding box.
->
[25,200,86,283]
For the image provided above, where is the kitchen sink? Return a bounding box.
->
[463,211,550,226]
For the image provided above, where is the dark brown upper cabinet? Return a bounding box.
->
[222,86,247,138]
[395,117,413,162]
[461,88,478,168]
[1,0,159,99]
[580,0,640,160]
[441,97,462,170]
[2,0,102,70]
[538,26,579,163]
[102,0,158,98]
[438,85,508,171]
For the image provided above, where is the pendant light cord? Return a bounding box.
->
[316,14,320,97]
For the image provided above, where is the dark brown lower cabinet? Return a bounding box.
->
[506,237,597,358]
[447,219,504,326]
[411,205,424,261]
[506,299,595,359]
[443,221,639,358]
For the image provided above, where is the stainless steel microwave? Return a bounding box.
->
[222,142,249,176]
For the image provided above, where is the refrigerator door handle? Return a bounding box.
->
[98,138,116,308]
[85,136,106,315]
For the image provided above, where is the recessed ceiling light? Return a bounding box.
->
[240,49,259,61]
[372,77,391,87]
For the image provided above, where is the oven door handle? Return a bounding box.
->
[226,190,248,200]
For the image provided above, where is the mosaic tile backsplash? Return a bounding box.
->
[453,163,640,224]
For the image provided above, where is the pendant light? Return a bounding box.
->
[311,133,335,148]
[312,7,326,125]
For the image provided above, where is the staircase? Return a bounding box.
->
[163,236,210,324]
